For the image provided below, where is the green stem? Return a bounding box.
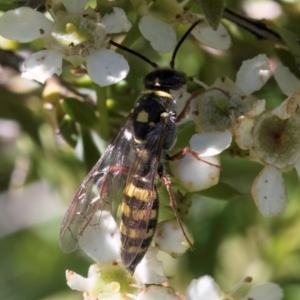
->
[95,84,110,140]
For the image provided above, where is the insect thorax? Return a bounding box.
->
[132,89,177,152]
[143,68,188,90]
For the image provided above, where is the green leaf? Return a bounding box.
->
[59,115,78,148]
[197,181,242,201]
[0,88,41,145]
[200,0,224,30]
[81,127,101,171]
[0,0,45,10]
[60,98,99,128]
[276,27,300,71]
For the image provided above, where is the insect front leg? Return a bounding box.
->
[176,87,231,123]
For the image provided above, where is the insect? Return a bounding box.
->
[59,20,202,274]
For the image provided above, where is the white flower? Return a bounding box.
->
[66,264,134,300]
[274,59,300,96]
[234,89,300,216]
[240,283,284,300]
[186,276,283,300]
[137,285,180,300]
[139,15,176,53]
[169,131,231,192]
[192,54,270,133]
[78,211,120,264]
[134,247,167,284]
[180,12,231,51]
[0,1,131,86]
[138,10,231,53]
[154,219,193,258]
[186,276,221,300]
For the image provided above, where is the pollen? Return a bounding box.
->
[110,281,121,293]
[66,23,77,34]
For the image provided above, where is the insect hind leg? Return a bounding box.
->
[160,173,194,250]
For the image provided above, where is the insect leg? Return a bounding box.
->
[160,173,194,250]
[176,87,231,123]
[166,148,220,168]
[175,90,202,123]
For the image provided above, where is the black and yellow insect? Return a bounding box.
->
[59,20,201,274]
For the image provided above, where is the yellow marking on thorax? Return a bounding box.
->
[153,90,172,98]
[136,110,149,123]
[124,183,156,202]
[142,90,172,99]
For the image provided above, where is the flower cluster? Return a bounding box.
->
[173,53,300,218]
[169,55,270,195]
[0,0,131,86]
[67,260,283,300]
[0,0,231,86]
[65,210,193,299]
[0,0,293,298]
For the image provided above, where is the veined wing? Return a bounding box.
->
[120,118,169,273]
[60,115,136,253]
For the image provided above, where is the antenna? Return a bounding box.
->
[110,19,203,70]
[109,40,158,69]
[170,19,203,69]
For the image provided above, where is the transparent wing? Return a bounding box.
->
[121,119,169,271]
[60,115,136,253]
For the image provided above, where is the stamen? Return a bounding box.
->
[146,1,155,10]
[192,78,209,89]
[228,276,253,294]
[123,292,137,299]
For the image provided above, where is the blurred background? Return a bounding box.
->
[1,0,300,299]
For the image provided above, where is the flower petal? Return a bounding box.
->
[190,131,232,156]
[241,283,283,300]
[186,276,221,300]
[236,54,271,95]
[134,247,167,284]
[191,16,231,50]
[137,286,180,300]
[86,49,129,86]
[103,7,132,34]
[78,211,120,264]
[22,50,63,83]
[66,270,89,292]
[61,0,88,13]
[232,116,255,150]
[139,15,176,53]
[272,89,300,120]
[247,99,266,117]
[251,165,288,217]
[0,7,53,43]
[154,219,193,258]
[170,154,220,192]
[274,60,300,96]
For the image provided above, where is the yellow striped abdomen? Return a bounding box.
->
[120,180,158,274]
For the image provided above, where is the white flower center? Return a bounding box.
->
[44,10,106,65]
[252,111,300,169]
